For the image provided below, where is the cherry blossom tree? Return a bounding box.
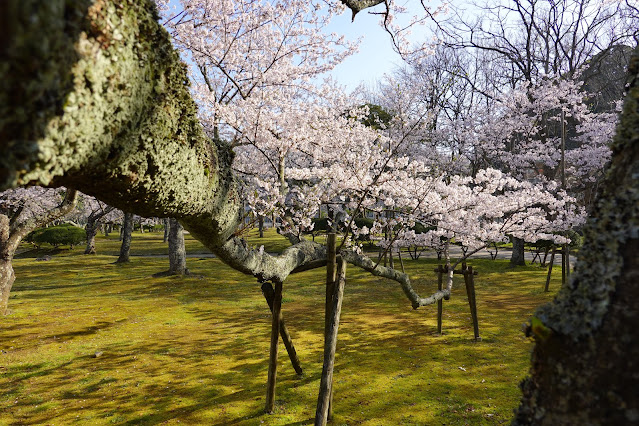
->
[0,187,78,314]
[1,0,638,422]
[76,194,122,254]
[162,0,357,140]
[374,38,623,264]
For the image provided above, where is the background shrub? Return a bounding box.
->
[29,224,86,249]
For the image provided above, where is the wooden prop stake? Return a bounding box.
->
[437,265,443,334]
[315,258,346,426]
[464,266,481,341]
[324,232,337,419]
[325,233,337,335]
[396,248,406,273]
[265,280,282,414]
[562,244,567,286]
[261,282,303,375]
[545,248,556,292]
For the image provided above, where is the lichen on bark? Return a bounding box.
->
[0,0,325,282]
[1,0,238,245]
[533,48,639,339]
[514,47,639,424]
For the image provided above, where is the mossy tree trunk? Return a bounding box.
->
[0,216,16,316]
[0,190,77,315]
[514,49,639,424]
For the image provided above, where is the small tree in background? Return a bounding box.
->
[0,188,77,315]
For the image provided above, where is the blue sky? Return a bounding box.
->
[325,1,439,93]
[324,8,406,93]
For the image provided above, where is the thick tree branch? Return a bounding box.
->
[340,0,386,21]
[341,250,450,309]
[0,0,324,280]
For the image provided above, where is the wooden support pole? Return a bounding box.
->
[397,248,405,273]
[562,244,567,286]
[265,280,282,414]
[315,258,346,426]
[542,248,549,266]
[326,233,337,332]
[325,231,337,420]
[566,248,571,280]
[545,248,556,292]
[261,282,303,375]
[437,265,443,335]
[464,266,481,341]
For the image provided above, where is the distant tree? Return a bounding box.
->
[167,218,188,275]
[116,213,134,264]
[581,45,633,114]
[0,188,77,315]
[79,195,120,254]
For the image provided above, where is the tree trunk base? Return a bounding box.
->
[1,259,16,316]
[515,239,639,424]
[153,269,190,277]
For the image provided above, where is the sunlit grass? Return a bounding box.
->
[2,233,562,425]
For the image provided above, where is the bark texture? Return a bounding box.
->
[0,217,16,316]
[514,47,639,424]
[340,0,385,20]
[315,257,347,426]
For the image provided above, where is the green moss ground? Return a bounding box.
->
[2,231,561,425]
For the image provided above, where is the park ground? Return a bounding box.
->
[0,230,562,425]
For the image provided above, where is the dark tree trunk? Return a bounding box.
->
[510,237,526,266]
[514,48,639,424]
[258,215,264,238]
[116,213,133,263]
[163,217,169,243]
[168,218,188,275]
[315,257,346,425]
